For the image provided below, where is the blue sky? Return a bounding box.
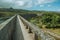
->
[0,0,60,11]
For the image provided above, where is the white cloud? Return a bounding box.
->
[40,5,51,8]
[25,1,33,8]
[0,0,56,9]
[13,0,33,8]
[36,0,56,5]
[3,0,13,3]
[15,1,25,6]
[40,5,44,7]
[13,0,33,9]
[57,9,60,11]
[48,5,51,7]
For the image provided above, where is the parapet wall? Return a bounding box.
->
[0,15,16,40]
[13,15,24,40]
[0,15,24,40]
[0,15,60,40]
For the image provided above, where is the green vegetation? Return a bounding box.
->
[0,7,60,36]
[29,12,60,28]
[0,8,60,29]
[41,13,60,28]
[0,8,60,35]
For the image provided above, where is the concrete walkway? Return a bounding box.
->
[18,16,34,40]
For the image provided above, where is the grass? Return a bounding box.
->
[30,19,60,35]
[46,28,60,35]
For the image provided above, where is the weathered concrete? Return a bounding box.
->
[0,15,16,40]
[13,15,24,40]
[0,15,34,40]
[17,15,34,40]
[19,15,57,40]
[0,14,60,40]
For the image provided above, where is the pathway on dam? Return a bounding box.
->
[18,16,34,40]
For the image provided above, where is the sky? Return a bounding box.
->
[0,0,60,11]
